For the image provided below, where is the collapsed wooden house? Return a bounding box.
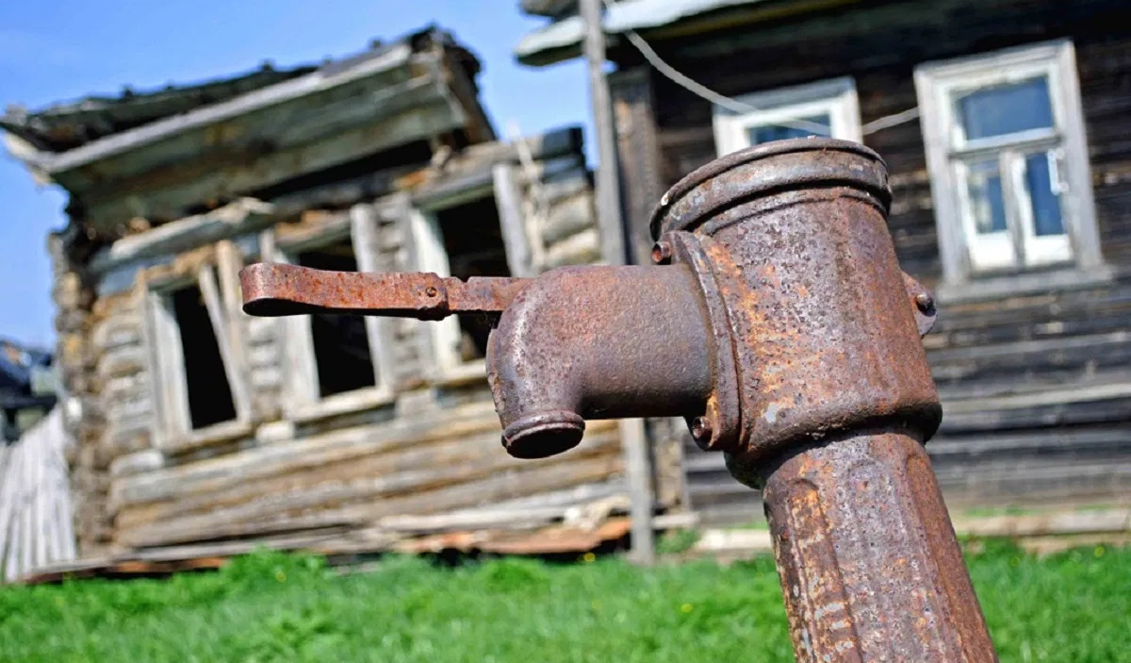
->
[2,27,678,569]
[517,0,1131,524]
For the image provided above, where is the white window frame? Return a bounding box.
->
[143,257,253,453]
[712,77,862,156]
[406,179,527,385]
[272,205,396,422]
[915,40,1108,301]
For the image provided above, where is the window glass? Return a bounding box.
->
[748,114,831,145]
[1024,151,1065,237]
[956,77,1054,141]
[966,160,1008,235]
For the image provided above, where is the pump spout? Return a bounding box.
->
[486,264,713,459]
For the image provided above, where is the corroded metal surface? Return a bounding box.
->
[652,138,997,663]
[240,136,998,663]
[487,265,712,458]
[652,139,942,465]
[759,431,997,663]
[240,262,530,320]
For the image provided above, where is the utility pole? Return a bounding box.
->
[579,0,655,566]
[580,0,627,266]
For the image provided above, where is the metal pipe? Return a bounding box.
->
[652,138,997,663]
[488,264,713,459]
[759,430,997,662]
[239,137,998,662]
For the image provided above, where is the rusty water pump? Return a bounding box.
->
[240,138,999,663]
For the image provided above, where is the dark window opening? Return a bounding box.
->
[434,196,511,361]
[297,239,377,397]
[171,285,237,429]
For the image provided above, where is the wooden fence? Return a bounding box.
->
[0,408,76,582]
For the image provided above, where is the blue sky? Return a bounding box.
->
[0,1,590,349]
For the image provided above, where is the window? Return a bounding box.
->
[712,77,862,156]
[916,40,1105,296]
[409,194,512,379]
[274,205,395,420]
[146,263,252,450]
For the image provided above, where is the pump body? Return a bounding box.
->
[241,138,999,663]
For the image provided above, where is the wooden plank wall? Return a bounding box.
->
[0,409,77,582]
[56,134,624,556]
[613,0,1131,524]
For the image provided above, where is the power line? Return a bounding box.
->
[604,0,921,137]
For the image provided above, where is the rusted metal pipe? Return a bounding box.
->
[651,139,996,663]
[239,137,997,663]
[759,430,996,662]
[487,264,712,459]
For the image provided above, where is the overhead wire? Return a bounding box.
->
[602,0,921,137]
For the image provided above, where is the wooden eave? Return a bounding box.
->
[6,41,492,231]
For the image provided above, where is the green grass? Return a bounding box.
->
[0,542,1128,663]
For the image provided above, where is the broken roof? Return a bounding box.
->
[1,64,316,155]
[1,27,479,154]
[2,27,494,231]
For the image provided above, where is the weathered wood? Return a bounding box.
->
[493,163,535,277]
[120,446,624,548]
[619,418,655,565]
[109,450,165,479]
[199,263,253,423]
[610,67,666,265]
[84,85,465,227]
[88,199,274,275]
[112,400,499,505]
[581,0,627,267]
[520,0,575,18]
[544,227,602,268]
[350,203,398,394]
[542,192,597,245]
[0,410,76,583]
[115,420,622,532]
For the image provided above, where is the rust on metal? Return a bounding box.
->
[487,265,713,459]
[240,262,530,320]
[240,136,999,663]
[652,138,995,663]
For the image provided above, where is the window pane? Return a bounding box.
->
[748,114,831,145]
[956,77,1054,141]
[967,160,1008,235]
[1025,151,1065,236]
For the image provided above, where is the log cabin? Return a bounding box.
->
[2,27,673,567]
[516,0,1131,524]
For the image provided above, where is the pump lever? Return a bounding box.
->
[239,262,531,321]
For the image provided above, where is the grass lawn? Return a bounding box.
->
[0,541,1127,663]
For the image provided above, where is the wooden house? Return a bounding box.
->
[2,27,661,565]
[516,0,1131,524]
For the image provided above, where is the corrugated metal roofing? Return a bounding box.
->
[515,0,768,64]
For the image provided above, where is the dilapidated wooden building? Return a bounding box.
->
[3,27,668,565]
[517,0,1131,523]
